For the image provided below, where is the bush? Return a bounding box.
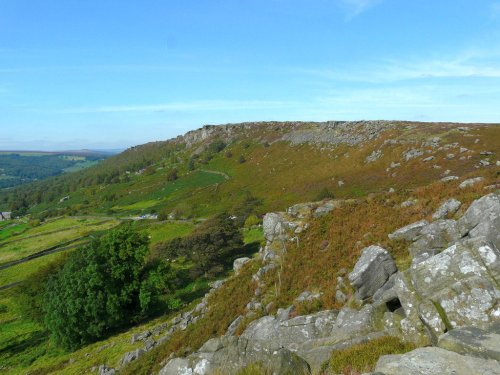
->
[43,226,171,349]
[315,187,335,201]
[153,213,243,277]
[244,214,260,228]
[238,155,246,164]
[324,336,415,374]
[167,168,179,181]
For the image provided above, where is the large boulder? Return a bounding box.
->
[348,245,397,300]
[396,238,500,341]
[457,193,500,247]
[241,310,338,346]
[375,347,500,375]
[438,322,500,361]
[158,336,311,375]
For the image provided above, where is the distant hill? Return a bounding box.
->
[0,150,112,189]
[0,120,497,217]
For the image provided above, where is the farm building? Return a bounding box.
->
[0,212,11,221]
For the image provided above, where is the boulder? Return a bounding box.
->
[233,257,251,275]
[432,198,461,220]
[348,246,397,300]
[440,176,459,182]
[241,310,338,346]
[159,336,311,375]
[295,291,321,303]
[438,322,500,361]
[388,220,428,241]
[98,365,115,375]
[459,177,484,189]
[398,239,500,341]
[263,212,286,241]
[409,220,460,263]
[457,193,500,247]
[119,348,145,367]
[375,347,500,375]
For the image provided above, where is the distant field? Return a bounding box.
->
[0,217,120,265]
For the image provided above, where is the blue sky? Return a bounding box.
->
[1,0,499,150]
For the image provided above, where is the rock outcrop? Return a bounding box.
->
[375,347,500,375]
[158,336,311,375]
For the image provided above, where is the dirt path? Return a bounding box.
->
[200,169,230,180]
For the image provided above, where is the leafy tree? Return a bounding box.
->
[153,214,243,277]
[43,226,170,349]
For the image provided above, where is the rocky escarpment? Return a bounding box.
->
[158,188,500,374]
[176,120,397,149]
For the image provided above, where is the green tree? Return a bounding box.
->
[43,226,168,349]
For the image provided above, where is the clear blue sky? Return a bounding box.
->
[1,0,499,150]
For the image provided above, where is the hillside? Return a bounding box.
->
[0,121,499,375]
[0,150,112,190]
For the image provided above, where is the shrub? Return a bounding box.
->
[167,168,179,181]
[315,187,335,201]
[153,213,243,277]
[238,155,246,164]
[244,214,260,228]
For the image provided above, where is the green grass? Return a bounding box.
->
[146,221,195,245]
[0,223,28,241]
[243,227,264,245]
[323,336,415,374]
[0,217,120,264]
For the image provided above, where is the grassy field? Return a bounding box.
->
[0,217,120,265]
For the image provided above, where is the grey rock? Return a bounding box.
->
[432,198,461,220]
[459,177,485,189]
[388,220,428,241]
[226,315,244,336]
[403,148,424,161]
[131,330,151,344]
[159,336,311,375]
[98,365,115,375]
[335,290,347,304]
[295,291,322,303]
[440,175,459,182]
[375,347,500,375]
[366,150,382,163]
[120,348,145,367]
[401,199,418,208]
[233,257,251,274]
[457,193,500,247]
[348,246,397,300]
[263,212,286,241]
[313,201,337,218]
[402,239,500,340]
[438,322,500,361]
[423,156,435,162]
[409,220,460,262]
[242,310,338,346]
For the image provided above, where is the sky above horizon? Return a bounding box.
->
[1,0,500,150]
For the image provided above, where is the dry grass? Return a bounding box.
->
[321,335,416,374]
